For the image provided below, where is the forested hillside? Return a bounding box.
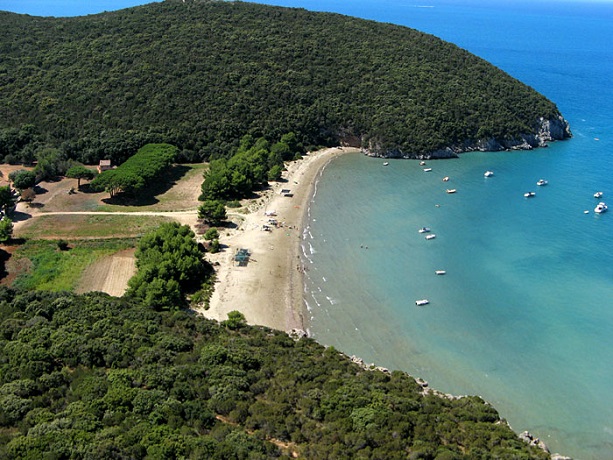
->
[0,288,550,459]
[0,0,568,165]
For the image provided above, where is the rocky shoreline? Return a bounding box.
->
[363,115,572,160]
[347,353,573,460]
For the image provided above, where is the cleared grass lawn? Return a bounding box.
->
[11,239,136,292]
[17,214,175,239]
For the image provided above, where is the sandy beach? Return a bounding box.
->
[200,147,359,333]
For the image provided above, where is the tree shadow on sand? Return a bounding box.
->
[99,165,192,207]
[33,185,48,195]
[9,209,34,224]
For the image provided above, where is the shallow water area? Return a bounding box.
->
[303,142,613,458]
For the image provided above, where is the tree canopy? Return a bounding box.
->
[8,170,36,191]
[65,165,96,189]
[90,143,177,198]
[0,186,16,215]
[0,1,567,164]
[198,201,227,225]
[126,222,211,310]
[200,134,295,202]
[0,218,13,243]
[0,287,550,459]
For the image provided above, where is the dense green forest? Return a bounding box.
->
[0,288,550,459]
[0,0,569,166]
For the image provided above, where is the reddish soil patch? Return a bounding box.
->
[0,244,31,287]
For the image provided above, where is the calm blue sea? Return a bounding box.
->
[294,2,613,459]
[2,0,612,458]
[0,0,159,17]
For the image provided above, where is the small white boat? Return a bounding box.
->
[419,161,426,166]
[415,299,429,306]
[594,202,608,213]
[524,192,536,198]
[442,176,450,182]
[423,168,432,172]
[435,270,446,275]
[383,162,389,166]
[594,191,603,199]
[425,234,436,240]
[446,189,457,194]
[484,171,494,177]
[536,179,548,186]
[418,227,431,233]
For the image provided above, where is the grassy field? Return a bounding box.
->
[17,214,175,239]
[10,239,136,292]
[4,162,206,294]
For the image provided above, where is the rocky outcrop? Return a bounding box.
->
[519,431,550,454]
[363,115,572,159]
[518,431,574,459]
[551,454,573,460]
[538,115,573,142]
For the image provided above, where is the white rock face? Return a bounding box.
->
[538,115,572,142]
[363,115,571,159]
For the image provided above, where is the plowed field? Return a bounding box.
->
[75,249,136,296]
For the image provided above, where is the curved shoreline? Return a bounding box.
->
[199,147,359,332]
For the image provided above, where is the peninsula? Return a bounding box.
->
[0,0,569,167]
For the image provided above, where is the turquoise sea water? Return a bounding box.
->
[295,2,613,459]
[2,0,612,458]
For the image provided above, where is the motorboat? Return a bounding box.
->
[423,168,432,172]
[415,299,429,306]
[442,176,450,182]
[594,191,603,199]
[484,171,494,177]
[446,189,457,194]
[594,202,608,213]
[435,270,446,275]
[419,161,426,166]
[524,192,536,198]
[536,179,548,186]
[418,227,431,233]
[425,234,436,240]
[383,162,389,166]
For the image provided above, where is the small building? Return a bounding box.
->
[97,159,113,174]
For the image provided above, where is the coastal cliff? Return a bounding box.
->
[363,115,572,159]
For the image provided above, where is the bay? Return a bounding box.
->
[2,0,612,458]
[296,1,613,459]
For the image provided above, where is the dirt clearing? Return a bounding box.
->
[75,248,136,296]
